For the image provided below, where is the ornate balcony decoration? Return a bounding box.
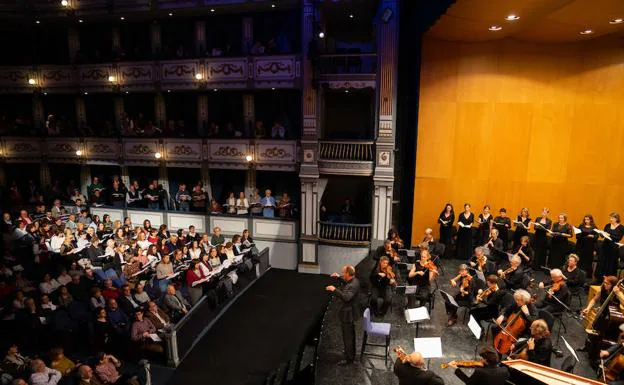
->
[0,55,300,93]
[84,138,120,163]
[164,139,202,165]
[44,138,83,162]
[123,139,161,165]
[316,53,377,89]
[318,221,371,246]
[0,137,43,162]
[207,140,250,169]
[254,140,297,171]
[318,140,374,176]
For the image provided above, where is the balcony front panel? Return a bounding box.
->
[78,64,116,91]
[207,139,251,169]
[253,56,300,88]
[119,63,155,87]
[123,138,161,166]
[40,66,76,89]
[164,139,203,166]
[255,140,297,164]
[0,67,32,94]
[45,138,82,163]
[207,58,249,87]
[85,138,121,164]
[1,137,43,163]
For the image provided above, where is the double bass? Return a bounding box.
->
[600,343,624,382]
[493,308,527,354]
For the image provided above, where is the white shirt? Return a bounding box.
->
[57,274,72,286]
[189,248,202,260]
[30,368,62,385]
[138,240,151,250]
[39,279,61,294]
[236,198,249,215]
[42,302,57,311]
[50,235,64,253]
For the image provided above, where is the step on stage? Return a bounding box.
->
[168,269,333,385]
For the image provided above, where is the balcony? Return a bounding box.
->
[0,55,301,94]
[318,221,371,246]
[318,140,374,176]
[0,137,299,170]
[316,53,377,90]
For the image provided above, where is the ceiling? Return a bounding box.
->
[426,0,624,43]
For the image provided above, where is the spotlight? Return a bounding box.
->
[154,152,162,159]
[345,90,349,93]
[580,29,593,35]
[35,20,41,24]
[28,78,36,85]
[271,3,275,8]
[168,13,173,16]
[609,18,623,24]
[125,91,129,94]
[43,92,47,95]
[318,31,325,39]
[75,150,82,156]
[505,14,519,21]
[107,75,116,82]
[120,16,125,21]
[194,73,203,80]
[167,89,171,93]
[349,14,354,19]
[61,0,68,6]
[271,87,276,90]
[213,88,218,92]
[489,25,502,31]
[84,92,88,95]
[245,155,253,162]
[210,8,215,12]
[78,19,83,23]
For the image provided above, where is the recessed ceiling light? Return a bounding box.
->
[505,14,519,21]
[271,87,275,90]
[210,8,215,12]
[489,25,502,31]
[61,0,68,7]
[168,12,173,16]
[78,19,83,23]
[609,18,623,25]
[43,92,47,95]
[345,90,349,93]
[271,3,276,8]
[318,31,325,39]
[167,90,171,93]
[120,16,125,20]
[213,88,218,92]
[349,14,354,19]
[84,92,88,95]
[125,91,129,94]
[35,20,40,24]
[580,29,593,35]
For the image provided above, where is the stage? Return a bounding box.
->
[167,268,333,385]
[315,257,596,385]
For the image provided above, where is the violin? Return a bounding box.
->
[423,260,439,275]
[600,343,624,382]
[440,360,484,369]
[451,274,472,297]
[499,266,515,278]
[476,254,487,271]
[381,264,396,281]
[476,286,496,303]
[393,346,408,362]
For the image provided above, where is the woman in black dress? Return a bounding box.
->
[513,208,531,250]
[493,208,511,251]
[532,208,552,270]
[596,212,624,278]
[456,203,474,260]
[477,205,493,246]
[549,213,573,268]
[438,203,455,259]
[575,214,597,277]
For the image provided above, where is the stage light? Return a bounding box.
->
[580,29,593,35]
[168,13,173,16]
[271,3,276,8]
[505,14,519,21]
[345,90,349,93]
[35,20,41,24]
[349,14,354,19]
[213,88,218,92]
[28,78,36,85]
[489,25,502,31]
[125,91,129,94]
[194,73,203,80]
[245,155,253,162]
[120,16,125,21]
[609,18,623,25]
[84,92,88,95]
[210,8,215,12]
[75,150,82,156]
[318,31,325,39]
[61,0,68,7]
[108,75,116,82]
[154,152,162,159]
[78,19,83,23]
[167,89,171,93]
[271,87,276,90]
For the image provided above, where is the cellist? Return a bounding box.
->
[599,324,624,385]
[493,289,537,353]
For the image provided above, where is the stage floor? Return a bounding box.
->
[167,268,333,385]
[315,258,595,385]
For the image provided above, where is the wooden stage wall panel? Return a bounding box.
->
[411,36,624,244]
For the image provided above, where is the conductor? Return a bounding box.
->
[326,265,361,365]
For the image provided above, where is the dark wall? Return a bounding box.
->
[320,176,372,224]
[322,89,374,139]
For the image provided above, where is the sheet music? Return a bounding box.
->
[149,333,162,342]
[405,285,418,295]
[440,290,458,307]
[413,337,443,358]
[475,270,486,282]
[468,315,482,339]
[561,336,579,363]
[573,226,581,235]
[405,307,430,323]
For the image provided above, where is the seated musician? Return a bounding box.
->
[484,228,505,265]
[511,319,553,367]
[393,348,444,385]
[582,275,624,343]
[470,246,496,276]
[562,254,584,290]
[446,264,475,326]
[448,346,509,385]
[421,228,443,257]
[369,256,397,317]
[406,249,438,307]
[388,229,404,251]
[599,324,624,385]
[497,255,526,290]
[470,274,511,326]
[374,239,401,265]
[513,235,533,272]
[495,289,538,336]
[536,268,571,314]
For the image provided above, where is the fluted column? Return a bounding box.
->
[242,17,253,55]
[151,22,161,56]
[39,161,51,188]
[32,95,45,134]
[112,27,121,53]
[114,96,124,132]
[68,27,80,63]
[75,96,86,129]
[245,166,256,198]
[120,166,130,189]
[195,21,206,56]
[243,94,254,136]
[372,0,399,247]
[80,165,91,197]
[154,92,166,128]
[197,95,208,137]
[158,162,169,198]
[200,162,213,201]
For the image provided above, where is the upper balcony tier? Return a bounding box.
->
[0,55,301,94]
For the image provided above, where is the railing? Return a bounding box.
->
[164,248,270,367]
[319,140,374,161]
[317,53,377,75]
[318,221,371,246]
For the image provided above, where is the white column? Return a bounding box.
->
[120,166,130,189]
[195,21,206,56]
[372,184,393,245]
[80,165,91,197]
[242,17,253,55]
[245,166,256,198]
[200,162,212,200]
[151,22,161,56]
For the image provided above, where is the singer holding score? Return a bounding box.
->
[549,213,573,268]
[456,203,474,260]
[532,208,552,270]
[513,208,531,250]
[326,265,360,365]
[438,203,455,259]
[596,213,624,278]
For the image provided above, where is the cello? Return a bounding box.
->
[493,308,527,355]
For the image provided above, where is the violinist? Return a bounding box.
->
[582,275,624,344]
[495,289,537,337]
[512,235,533,272]
[497,255,526,290]
[447,346,509,385]
[388,229,404,251]
[510,319,552,367]
[536,269,571,314]
[583,276,624,317]
[483,228,504,265]
[393,348,444,385]
[369,256,397,317]
[446,264,475,326]
[470,246,495,276]
[407,249,438,307]
[469,274,510,325]
[375,239,401,266]
[493,208,511,251]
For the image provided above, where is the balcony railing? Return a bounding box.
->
[318,221,371,246]
[319,140,373,161]
[317,53,377,75]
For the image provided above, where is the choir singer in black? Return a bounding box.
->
[327,265,361,365]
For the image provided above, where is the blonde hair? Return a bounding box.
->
[531,319,550,338]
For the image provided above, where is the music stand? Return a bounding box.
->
[413,337,443,369]
[405,306,430,338]
[468,315,483,358]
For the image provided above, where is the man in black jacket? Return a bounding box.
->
[327,265,361,365]
[450,346,509,385]
[393,350,444,385]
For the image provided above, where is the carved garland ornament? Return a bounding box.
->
[257,62,292,75]
[81,69,108,81]
[52,143,76,153]
[128,144,154,155]
[210,63,244,76]
[12,143,36,152]
[91,144,115,154]
[261,147,292,159]
[0,71,27,82]
[164,65,194,77]
[212,146,244,157]
[43,70,71,82]
[122,67,152,79]
[171,145,197,156]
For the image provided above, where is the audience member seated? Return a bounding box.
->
[130,309,164,356]
[49,347,76,377]
[144,301,171,330]
[29,359,62,385]
[163,285,189,322]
